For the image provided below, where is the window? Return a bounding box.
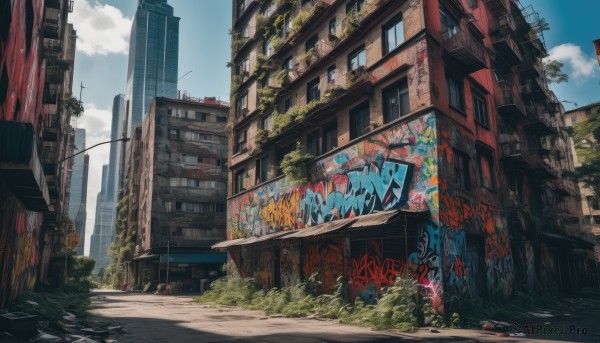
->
[584,216,592,225]
[440,6,460,40]
[346,0,365,16]
[195,111,208,121]
[284,98,293,113]
[236,92,248,117]
[216,203,225,213]
[236,0,245,18]
[262,114,272,130]
[327,65,336,84]
[302,0,315,8]
[323,122,338,152]
[241,24,249,38]
[217,116,227,123]
[238,58,250,76]
[168,129,179,140]
[182,154,199,164]
[570,116,577,124]
[306,35,318,52]
[235,169,246,193]
[473,94,489,128]
[262,1,276,17]
[306,131,320,156]
[453,149,470,190]
[168,109,173,116]
[307,78,320,103]
[383,15,404,54]
[382,79,409,123]
[234,129,247,154]
[276,144,294,176]
[350,102,370,139]
[477,146,495,190]
[256,155,270,183]
[446,74,465,112]
[329,18,337,36]
[264,36,274,57]
[348,45,366,71]
[283,56,293,70]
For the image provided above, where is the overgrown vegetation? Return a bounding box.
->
[280,142,314,185]
[254,129,270,144]
[63,94,84,118]
[543,60,568,84]
[196,267,446,332]
[290,7,313,33]
[104,196,136,289]
[10,291,91,326]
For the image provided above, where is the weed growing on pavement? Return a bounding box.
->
[195,270,448,332]
[10,290,91,325]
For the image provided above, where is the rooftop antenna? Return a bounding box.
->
[178,70,192,81]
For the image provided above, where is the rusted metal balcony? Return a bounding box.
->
[0,121,50,211]
[495,81,526,122]
[535,161,558,180]
[484,0,508,15]
[492,35,523,66]
[520,77,551,102]
[524,106,558,136]
[442,30,487,73]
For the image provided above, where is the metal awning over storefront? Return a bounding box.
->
[212,236,258,249]
[348,208,429,229]
[238,231,296,245]
[159,253,226,264]
[282,217,357,239]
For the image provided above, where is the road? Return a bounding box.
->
[88,290,597,343]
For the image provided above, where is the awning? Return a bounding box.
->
[282,217,357,239]
[238,231,296,245]
[133,252,159,260]
[212,236,258,249]
[348,210,402,229]
[541,232,594,250]
[160,252,226,264]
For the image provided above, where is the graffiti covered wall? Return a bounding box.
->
[228,112,439,238]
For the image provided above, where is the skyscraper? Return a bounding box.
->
[67,129,89,255]
[89,165,116,274]
[107,94,125,202]
[125,0,179,138]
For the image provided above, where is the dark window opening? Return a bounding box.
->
[0,65,8,104]
[323,122,338,152]
[0,2,11,42]
[453,149,470,190]
[382,79,409,123]
[25,0,33,54]
[349,102,370,139]
[235,169,245,193]
[329,18,337,36]
[306,34,318,52]
[327,65,336,85]
[477,146,495,191]
[256,155,270,184]
[446,73,465,112]
[473,94,489,128]
[306,131,320,156]
[234,129,247,154]
[307,78,320,103]
[348,45,366,71]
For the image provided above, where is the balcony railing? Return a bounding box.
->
[441,30,486,73]
[524,105,558,136]
[492,35,523,66]
[0,121,50,211]
[495,81,526,121]
[484,0,508,15]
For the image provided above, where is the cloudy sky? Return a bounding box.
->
[68,0,600,256]
[68,0,232,255]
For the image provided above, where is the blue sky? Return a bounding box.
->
[68,0,599,255]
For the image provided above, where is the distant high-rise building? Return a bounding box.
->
[125,0,179,138]
[68,129,89,255]
[89,165,116,274]
[107,94,125,202]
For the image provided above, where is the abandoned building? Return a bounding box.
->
[564,102,600,262]
[128,96,229,292]
[216,0,597,312]
[0,0,77,308]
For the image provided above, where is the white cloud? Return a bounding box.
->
[72,104,112,255]
[69,0,132,56]
[546,43,598,79]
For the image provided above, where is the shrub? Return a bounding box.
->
[280,142,314,185]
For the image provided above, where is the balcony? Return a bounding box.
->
[484,0,508,15]
[0,121,50,211]
[492,35,523,66]
[535,161,558,180]
[520,77,551,102]
[45,0,61,9]
[43,18,60,40]
[495,81,526,122]
[442,30,486,74]
[42,141,59,173]
[524,106,558,136]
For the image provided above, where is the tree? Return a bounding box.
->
[105,196,136,288]
[544,60,569,84]
[566,107,600,203]
[63,94,84,118]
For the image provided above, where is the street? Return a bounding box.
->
[87,290,599,343]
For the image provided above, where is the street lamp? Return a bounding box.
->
[58,137,130,164]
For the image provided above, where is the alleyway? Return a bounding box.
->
[87,290,598,343]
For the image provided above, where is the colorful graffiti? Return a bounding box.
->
[350,240,406,302]
[280,240,301,287]
[0,189,44,309]
[444,230,468,294]
[228,113,438,238]
[303,238,344,293]
[408,221,444,312]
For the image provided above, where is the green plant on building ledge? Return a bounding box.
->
[281,142,314,185]
[270,69,289,88]
[257,86,277,113]
[255,129,270,145]
[300,47,319,66]
[63,94,84,118]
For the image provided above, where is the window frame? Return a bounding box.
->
[476,145,496,191]
[349,101,370,140]
[306,130,320,156]
[382,78,409,123]
[348,45,366,71]
[472,93,489,128]
[322,122,338,152]
[307,77,321,103]
[255,155,270,184]
[453,149,471,191]
[328,18,337,36]
[305,34,318,52]
[327,65,336,85]
[234,129,247,154]
[446,73,465,112]
[236,92,249,117]
[382,14,405,54]
[234,169,246,193]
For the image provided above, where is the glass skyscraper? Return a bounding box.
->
[68,129,89,256]
[125,0,179,137]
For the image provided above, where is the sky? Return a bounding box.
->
[67,0,600,256]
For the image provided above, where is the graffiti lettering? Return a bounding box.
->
[303,238,344,293]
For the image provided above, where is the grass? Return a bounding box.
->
[10,288,91,325]
[195,271,445,332]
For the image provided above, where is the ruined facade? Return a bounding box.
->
[564,102,600,262]
[222,0,595,312]
[0,0,76,308]
[129,97,229,291]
